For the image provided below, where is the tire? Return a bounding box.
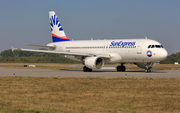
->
[145,69,151,73]
[116,66,121,72]
[83,66,87,72]
[122,66,126,72]
[145,69,148,73]
[83,66,92,72]
[88,68,92,72]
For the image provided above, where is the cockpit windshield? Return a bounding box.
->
[148,45,163,48]
[155,45,161,48]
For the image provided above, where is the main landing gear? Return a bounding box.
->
[116,64,126,72]
[83,66,92,72]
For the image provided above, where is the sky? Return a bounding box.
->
[0,0,180,55]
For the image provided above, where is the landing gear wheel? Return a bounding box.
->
[87,68,92,72]
[122,66,126,72]
[148,69,151,72]
[83,66,88,72]
[117,66,122,71]
[83,66,92,72]
[116,65,126,72]
[145,69,148,73]
[145,69,151,73]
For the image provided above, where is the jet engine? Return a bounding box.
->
[135,62,155,69]
[84,57,104,69]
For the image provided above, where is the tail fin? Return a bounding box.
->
[49,11,70,42]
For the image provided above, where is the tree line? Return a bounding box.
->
[160,52,180,64]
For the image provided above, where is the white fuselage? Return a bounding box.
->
[47,39,168,63]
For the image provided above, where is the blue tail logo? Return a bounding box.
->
[50,14,63,32]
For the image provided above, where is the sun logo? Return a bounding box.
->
[49,14,63,31]
[147,50,152,57]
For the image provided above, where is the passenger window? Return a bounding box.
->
[148,45,151,48]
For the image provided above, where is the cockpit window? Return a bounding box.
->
[148,45,164,48]
[148,45,151,48]
[155,45,161,48]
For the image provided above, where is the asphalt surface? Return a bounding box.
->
[0,67,180,78]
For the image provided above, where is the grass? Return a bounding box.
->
[0,77,180,113]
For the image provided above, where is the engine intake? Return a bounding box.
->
[84,57,104,69]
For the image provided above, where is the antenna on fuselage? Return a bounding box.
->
[91,38,93,40]
[145,36,147,39]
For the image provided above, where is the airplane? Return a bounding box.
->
[12,11,168,73]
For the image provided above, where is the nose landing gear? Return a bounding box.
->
[145,67,151,73]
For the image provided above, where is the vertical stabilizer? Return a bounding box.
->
[49,11,70,42]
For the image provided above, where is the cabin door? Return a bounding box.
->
[103,45,108,52]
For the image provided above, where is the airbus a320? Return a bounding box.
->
[12,11,168,73]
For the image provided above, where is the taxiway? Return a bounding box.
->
[0,67,179,78]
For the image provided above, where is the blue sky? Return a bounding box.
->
[0,0,180,54]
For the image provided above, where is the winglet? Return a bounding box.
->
[11,46,14,52]
[11,46,21,52]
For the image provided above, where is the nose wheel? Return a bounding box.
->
[145,69,151,73]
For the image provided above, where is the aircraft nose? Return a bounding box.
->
[159,49,168,60]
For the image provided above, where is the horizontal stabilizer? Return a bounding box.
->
[24,44,56,50]
[24,44,55,48]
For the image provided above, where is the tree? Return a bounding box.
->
[0,49,14,57]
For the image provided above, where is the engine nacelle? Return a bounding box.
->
[135,62,155,69]
[84,57,104,69]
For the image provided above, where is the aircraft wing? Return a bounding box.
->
[11,47,111,58]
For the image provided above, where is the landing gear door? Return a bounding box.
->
[137,41,144,54]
